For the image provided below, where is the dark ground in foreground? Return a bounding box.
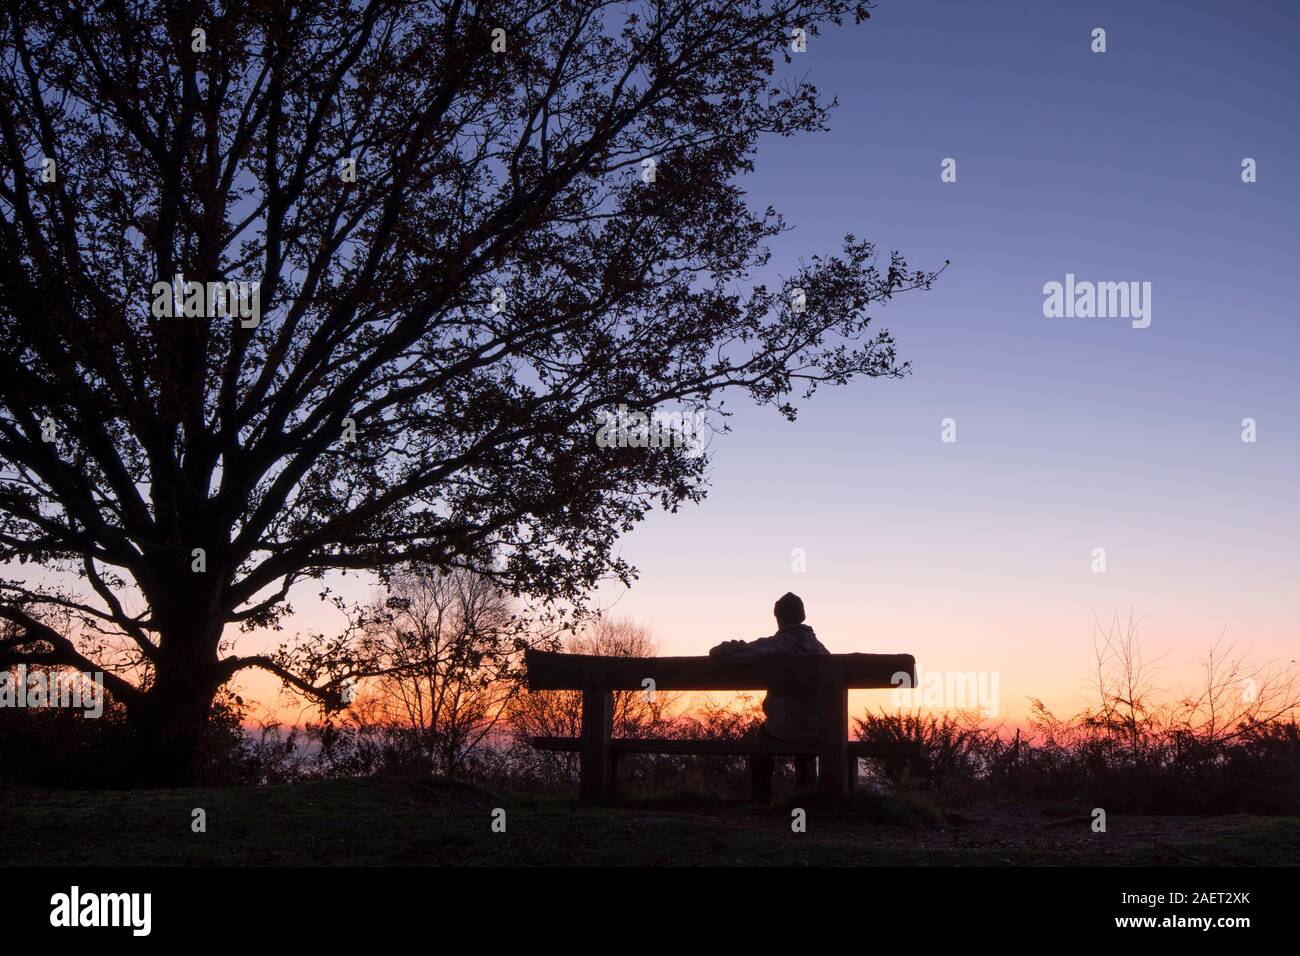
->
[2,776,1296,866]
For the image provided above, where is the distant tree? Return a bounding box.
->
[507,616,674,782]
[510,616,674,737]
[0,0,940,782]
[356,567,523,776]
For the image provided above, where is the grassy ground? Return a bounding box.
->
[2,776,1297,866]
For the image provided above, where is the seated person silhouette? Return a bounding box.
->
[709,592,829,801]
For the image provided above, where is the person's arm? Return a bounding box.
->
[709,634,785,661]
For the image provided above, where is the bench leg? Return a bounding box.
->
[817,675,849,800]
[579,688,614,800]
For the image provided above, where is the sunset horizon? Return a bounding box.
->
[1,0,1294,936]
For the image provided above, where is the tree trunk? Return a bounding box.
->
[127,672,218,786]
[126,615,225,786]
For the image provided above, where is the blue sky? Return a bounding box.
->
[224,1,1298,723]
[577,0,1299,720]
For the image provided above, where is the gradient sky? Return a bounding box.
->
[236,0,1299,725]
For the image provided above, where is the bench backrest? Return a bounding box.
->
[524,650,916,692]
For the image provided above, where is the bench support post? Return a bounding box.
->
[817,661,850,800]
[579,687,614,800]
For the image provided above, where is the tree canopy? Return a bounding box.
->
[0,0,939,780]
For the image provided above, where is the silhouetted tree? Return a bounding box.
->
[360,567,523,776]
[507,616,676,784]
[510,616,673,736]
[0,0,940,782]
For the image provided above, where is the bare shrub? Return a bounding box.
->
[861,615,1300,813]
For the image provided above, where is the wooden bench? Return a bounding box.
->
[525,649,920,800]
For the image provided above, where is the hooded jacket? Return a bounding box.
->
[709,623,830,740]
